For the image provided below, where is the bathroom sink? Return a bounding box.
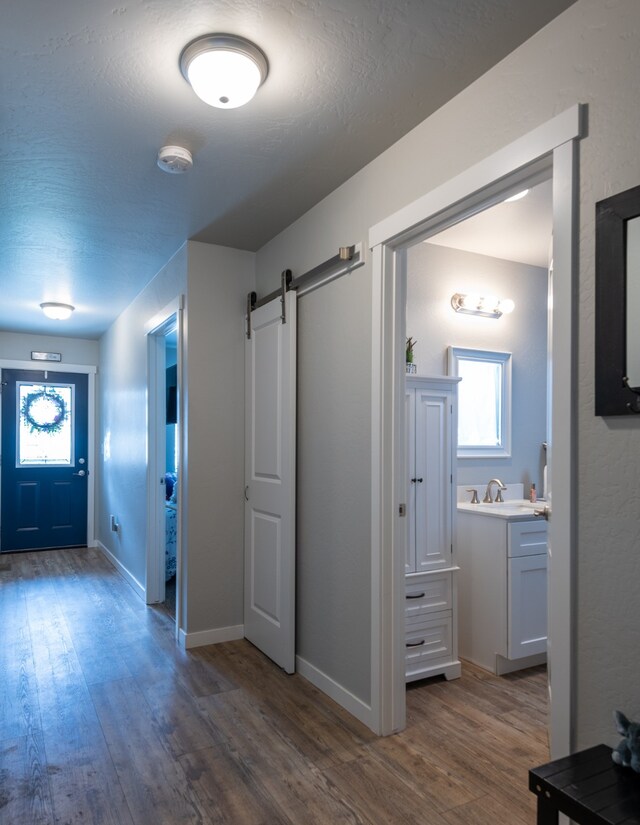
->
[457,499,543,520]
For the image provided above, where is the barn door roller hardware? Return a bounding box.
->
[246,244,363,338]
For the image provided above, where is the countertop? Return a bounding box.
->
[457,499,544,521]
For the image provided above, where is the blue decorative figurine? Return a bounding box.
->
[612,711,640,772]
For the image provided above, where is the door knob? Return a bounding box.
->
[73,469,87,477]
[533,504,550,520]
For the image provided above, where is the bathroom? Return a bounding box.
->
[404,179,551,679]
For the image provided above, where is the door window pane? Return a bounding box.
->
[17,382,74,466]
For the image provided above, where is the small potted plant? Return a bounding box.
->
[406,337,417,374]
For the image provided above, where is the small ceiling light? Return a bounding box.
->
[180,34,268,109]
[504,188,529,203]
[40,302,75,320]
[451,293,514,319]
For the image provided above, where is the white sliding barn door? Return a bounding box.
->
[244,292,296,673]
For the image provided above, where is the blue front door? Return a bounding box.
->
[1,369,89,552]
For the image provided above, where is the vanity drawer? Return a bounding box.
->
[405,572,452,619]
[405,611,453,677]
[508,520,547,557]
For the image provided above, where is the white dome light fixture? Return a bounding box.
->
[180,34,268,109]
[40,302,75,320]
[504,188,529,203]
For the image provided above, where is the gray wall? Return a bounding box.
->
[406,243,548,492]
[98,240,255,637]
[0,332,99,365]
[98,243,188,587]
[182,241,254,634]
[296,271,372,702]
[255,0,640,747]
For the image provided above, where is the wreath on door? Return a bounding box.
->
[21,388,69,434]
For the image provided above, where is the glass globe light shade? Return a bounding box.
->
[460,293,481,310]
[40,302,74,320]
[181,35,268,109]
[187,50,262,108]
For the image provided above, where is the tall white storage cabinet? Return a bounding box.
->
[404,376,461,683]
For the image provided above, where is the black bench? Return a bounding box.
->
[529,744,640,824]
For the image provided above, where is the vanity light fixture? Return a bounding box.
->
[40,302,75,320]
[180,34,268,109]
[451,293,515,319]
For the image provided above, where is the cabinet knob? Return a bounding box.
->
[410,477,424,483]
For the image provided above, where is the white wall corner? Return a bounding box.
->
[96,540,145,601]
[296,655,375,732]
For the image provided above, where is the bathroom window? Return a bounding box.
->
[447,347,512,458]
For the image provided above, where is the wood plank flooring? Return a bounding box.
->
[0,547,549,824]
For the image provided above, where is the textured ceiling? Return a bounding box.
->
[1,0,575,339]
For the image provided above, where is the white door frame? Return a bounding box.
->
[0,359,97,549]
[146,297,184,639]
[369,105,582,756]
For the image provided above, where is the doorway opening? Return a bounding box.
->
[369,106,581,756]
[146,299,183,636]
[403,176,552,711]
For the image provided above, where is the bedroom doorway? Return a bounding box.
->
[146,298,183,637]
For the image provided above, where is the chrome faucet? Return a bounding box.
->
[483,478,507,503]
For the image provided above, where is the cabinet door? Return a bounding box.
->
[414,388,452,572]
[508,553,548,659]
[405,388,416,573]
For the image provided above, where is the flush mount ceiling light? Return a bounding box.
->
[40,302,75,320]
[180,34,268,109]
[451,293,515,319]
[504,188,529,203]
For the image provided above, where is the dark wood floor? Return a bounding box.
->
[0,547,549,824]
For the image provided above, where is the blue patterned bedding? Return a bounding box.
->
[165,503,177,580]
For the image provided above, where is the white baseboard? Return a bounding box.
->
[179,624,245,650]
[296,655,375,731]
[96,540,145,601]
[496,651,547,675]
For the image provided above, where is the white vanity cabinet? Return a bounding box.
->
[457,512,547,675]
[404,376,461,682]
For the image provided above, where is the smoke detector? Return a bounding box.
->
[157,145,193,174]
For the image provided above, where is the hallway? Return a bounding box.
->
[0,547,548,824]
